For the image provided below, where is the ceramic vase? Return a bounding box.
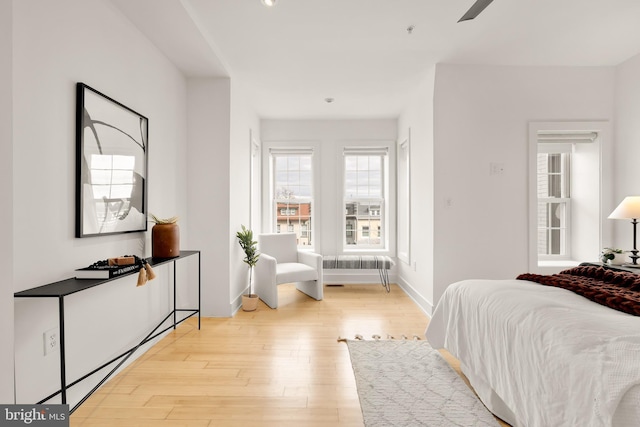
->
[152,223,180,258]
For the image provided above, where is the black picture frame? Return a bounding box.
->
[75,83,148,238]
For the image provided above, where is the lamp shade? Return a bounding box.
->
[608,196,640,219]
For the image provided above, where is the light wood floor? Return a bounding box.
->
[70,283,507,426]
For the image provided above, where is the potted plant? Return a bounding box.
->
[149,214,180,258]
[236,225,260,311]
[600,247,627,265]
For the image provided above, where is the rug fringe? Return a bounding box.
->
[337,334,422,342]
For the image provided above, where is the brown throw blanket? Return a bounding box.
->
[517,265,640,316]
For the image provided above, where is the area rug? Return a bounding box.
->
[345,339,500,427]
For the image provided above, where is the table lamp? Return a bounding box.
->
[608,196,640,266]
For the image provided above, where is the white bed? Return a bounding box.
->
[426,278,640,427]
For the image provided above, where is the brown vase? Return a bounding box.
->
[152,223,180,258]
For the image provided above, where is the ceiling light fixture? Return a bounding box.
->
[261,0,276,6]
[324,98,334,104]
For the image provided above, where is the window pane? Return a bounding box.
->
[299,171,312,186]
[345,171,357,196]
[345,156,357,170]
[369,170,382,197]
[275,156,287,170]
[548,175,562,198]
[343,201,383,247]
[548,154,561,173]
[357,156,368,170]
[537,153,570,199]
[300,156,312,170]
[537,201,567,256]
[288,156,300,170]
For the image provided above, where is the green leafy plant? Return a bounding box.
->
[236,225,260,296]
[601,247,624,263]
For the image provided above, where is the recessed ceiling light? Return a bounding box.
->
[261,0,276,6]
[325,97,334,104]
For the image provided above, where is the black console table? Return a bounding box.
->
[579,261,640,273]
[14,250,201,413]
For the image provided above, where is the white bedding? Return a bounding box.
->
[426,279,640,427]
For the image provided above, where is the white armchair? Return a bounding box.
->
[254,233,323,309]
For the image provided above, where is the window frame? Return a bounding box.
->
[264,145,318,250]
[528,121,611,273]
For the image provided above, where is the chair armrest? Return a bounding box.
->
[253,253,278,308]
[298,251,322,271]
[255,253,277,277]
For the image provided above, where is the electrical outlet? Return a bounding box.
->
[43,328,59,356]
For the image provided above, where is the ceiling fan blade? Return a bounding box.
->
[458,0,495,22]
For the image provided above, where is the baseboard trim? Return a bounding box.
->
[395,275,433,318]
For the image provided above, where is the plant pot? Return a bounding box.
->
[242,294,259,312]
[609,252,628,265]
[152,223,180,258]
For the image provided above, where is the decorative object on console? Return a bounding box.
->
[608,196,640,266]
[76,255,155,286]
[600,247,627,265]
[76,83,148,238]
[236,225,260,311]
[150,214,180,258]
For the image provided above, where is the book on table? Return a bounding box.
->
[75,264,140,279]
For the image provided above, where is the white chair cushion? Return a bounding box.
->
[276,262,318,285]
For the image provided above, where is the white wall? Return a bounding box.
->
[186,78,232,316]
[229,81,260,311]
[260,119,398,283]
[432,64,615,303]
[397,68,436,314]
[1,0,15,404]
[13,0,190,407]
[613,53,640,248]
[186,78,260,316]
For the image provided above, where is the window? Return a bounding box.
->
[537,150,571,257]
[343,148,387,249]
[270,148,313,246]
[528,122,607,271]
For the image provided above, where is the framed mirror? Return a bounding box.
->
[75,83,148,237]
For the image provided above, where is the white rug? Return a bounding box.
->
[345,339,500,427]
